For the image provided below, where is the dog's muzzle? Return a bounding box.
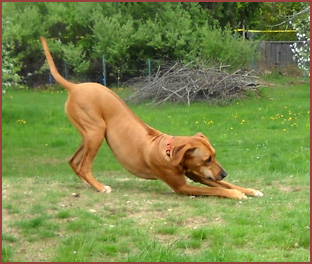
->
[220,170,227,179]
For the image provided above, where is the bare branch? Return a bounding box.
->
[126,62,259,105]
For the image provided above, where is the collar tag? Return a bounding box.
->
[166,136,174,157]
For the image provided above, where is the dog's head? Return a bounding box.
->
[171,133,227,181]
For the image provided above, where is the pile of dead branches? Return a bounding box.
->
[126,62,259,105]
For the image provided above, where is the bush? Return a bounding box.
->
[2,42,22,91]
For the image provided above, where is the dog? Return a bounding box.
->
[40,37,263,199]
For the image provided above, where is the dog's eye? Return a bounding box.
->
[205,157,212,164]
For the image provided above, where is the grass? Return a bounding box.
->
[2,76,310,262]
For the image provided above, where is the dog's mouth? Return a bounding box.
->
[185,171,217,182]
[185,170,226,182]
[185,171,201,183]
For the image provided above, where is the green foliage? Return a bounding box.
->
[199,2,262,29]
[2,42,22,90]
[2,2,308,87]
[62,42,90,75]
[193,25,258,67]
[92,10,136,69]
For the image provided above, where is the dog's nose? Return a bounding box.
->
[220,170,227,179]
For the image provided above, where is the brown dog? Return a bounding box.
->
[40,37,263,199]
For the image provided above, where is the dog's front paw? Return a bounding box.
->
[230,190,248,200]
[100,185,112,193]
[247,189,263,197]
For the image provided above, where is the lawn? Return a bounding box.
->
[2,75,310,262]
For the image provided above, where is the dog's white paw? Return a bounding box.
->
[254,190,264,197]
[248,189,264,197]
[100,185,112,193]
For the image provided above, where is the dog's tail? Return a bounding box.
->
[40,37,74,92]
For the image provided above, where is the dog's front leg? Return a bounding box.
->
[185,172,263,197]
[202,179,263,197]
[175,184,248,199]
[159,173,247,199]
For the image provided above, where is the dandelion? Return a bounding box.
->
[16,119,27,124]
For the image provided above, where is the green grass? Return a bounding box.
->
[2,77,310,262]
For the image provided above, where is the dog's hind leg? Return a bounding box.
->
[67,116,111,192]
[79,127,111,192]
[69,141,88,184]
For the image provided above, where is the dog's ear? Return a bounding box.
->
[194,132,209,141]
[171,144,196,167]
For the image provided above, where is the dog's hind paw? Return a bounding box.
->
[100,185,112,193]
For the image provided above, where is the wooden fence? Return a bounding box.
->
[257,41,303,71]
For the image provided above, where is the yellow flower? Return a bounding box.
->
[16,119,27,124]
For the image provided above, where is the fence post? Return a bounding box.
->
[147,58,151,82]
[102,54,107,86]
[48,73,53,85]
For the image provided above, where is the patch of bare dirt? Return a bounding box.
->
[183,215,226,229]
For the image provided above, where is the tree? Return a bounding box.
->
[199,2,262,29]
[62,42,90,76]
[289,7,310,76]
[6,2,301,88]
[2,42,22,91]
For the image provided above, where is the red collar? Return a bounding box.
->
[166,136,174,157]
